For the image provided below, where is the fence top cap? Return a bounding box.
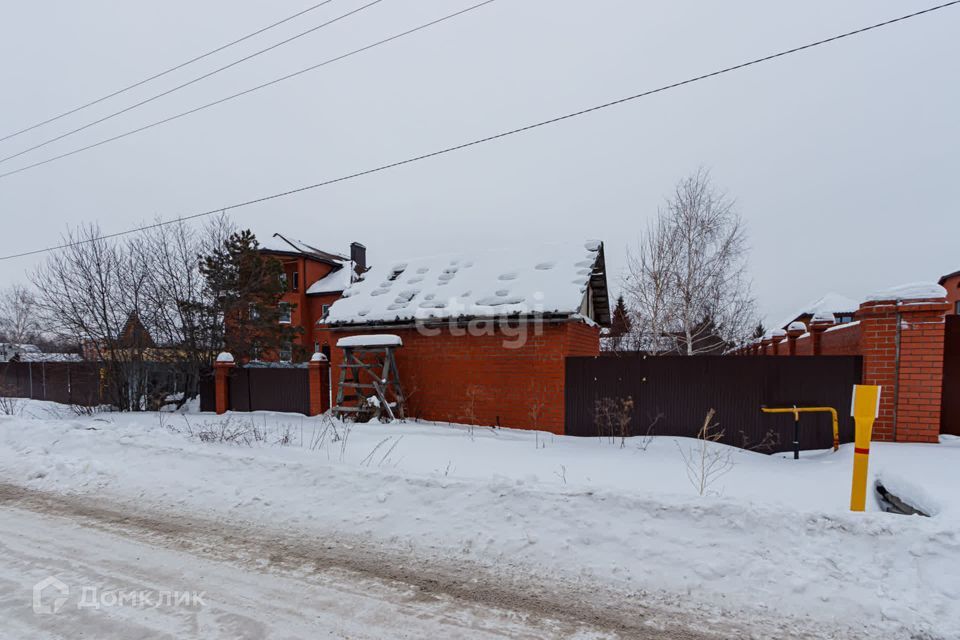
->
[787,321,807,332]
[310,352,328,362]
[865,282,947,303]
[770,328,787,338]
[336,334,403,348]
[811,311,836,324]
[215,352,235,363]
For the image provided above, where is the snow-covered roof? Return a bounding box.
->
[306,266,352,296]
[259,233,348,264]
[779,292,861,329]
[324,240,608,327]
[866,282,947,302]
[14,353,83,363]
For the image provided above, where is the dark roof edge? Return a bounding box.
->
[939,269,960,285]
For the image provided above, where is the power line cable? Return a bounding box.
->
[0,0,386,166]
[0,0,497,181]
[0,1,341,144]
[2,0,956,261]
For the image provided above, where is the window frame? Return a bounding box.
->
[278,302,292,324]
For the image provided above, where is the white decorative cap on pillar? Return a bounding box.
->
[215,352,235,363]
[310,352,328,362]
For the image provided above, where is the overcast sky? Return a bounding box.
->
[1,0,957,327]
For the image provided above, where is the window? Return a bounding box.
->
[278,303,292,324]
[292,271,299,292]
[956,301,960,315]
[279,272,288,291]
[321,304,330,319]
[248,304,260,321]
[835,314,853,324]
[279,342,292,363]
[313,340,320,354]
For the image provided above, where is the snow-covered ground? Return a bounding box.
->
[1,399,959,638]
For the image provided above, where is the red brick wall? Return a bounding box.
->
[317,320,600,434]
[819,323,862,355]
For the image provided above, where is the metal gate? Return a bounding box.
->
[565,355,863,453]
[941,316,960,436]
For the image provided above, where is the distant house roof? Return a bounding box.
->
[13,352,83,363]
[939,269,960,286]
[324,240,610,327]
[260,233,348,266]
[779,292,862,329]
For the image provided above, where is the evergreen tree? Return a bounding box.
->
[609,295,632,338]
[199,230,302,362]
[752,322,766,339]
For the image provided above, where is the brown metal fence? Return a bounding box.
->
[565,355,863,453]
[196,365,311,415]
[941,316,960,437]
[0,361,102,406]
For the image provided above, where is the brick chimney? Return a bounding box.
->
[350,242,367,278]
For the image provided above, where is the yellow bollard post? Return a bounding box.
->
[850,385,882,512]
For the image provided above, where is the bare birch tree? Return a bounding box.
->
[0,284,41,345]
[624,169,755,354]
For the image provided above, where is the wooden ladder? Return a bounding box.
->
[333,345,406,421]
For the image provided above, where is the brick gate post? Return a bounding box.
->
[214,352,235,415]
[856,285,949,443]
[308,352,330,416]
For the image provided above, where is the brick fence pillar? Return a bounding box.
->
[856,285,949,443]
[308,352,330,416]
[786,322,806,356]
[771,329,786,355]
[214,353,235,415]
[808,313,835,355]
[761,335,775,355]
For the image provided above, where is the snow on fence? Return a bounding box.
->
[565,355,863,453]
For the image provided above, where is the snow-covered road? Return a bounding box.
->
[0,485,713,640]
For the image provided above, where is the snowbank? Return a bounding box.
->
[1,402,958,637]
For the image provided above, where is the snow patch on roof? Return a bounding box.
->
[306,267,352,295]
[779,292,861,329]
[325,241,602,326]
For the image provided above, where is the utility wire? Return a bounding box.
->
[0,1,341,145]
[0,0,386,166]
[0,0,496,181]
[1,0,957,261]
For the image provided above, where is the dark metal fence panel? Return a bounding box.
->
[248,368,310,414]
[942,316,960,437]
[198,371,216,413]
[565,355,863,453]
[0,362,102,406]
[211,366,309,415]
[228,368,252,412]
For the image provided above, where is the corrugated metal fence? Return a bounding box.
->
[565,355,863,453]
[198,366,311,415]
[0,361,102,406]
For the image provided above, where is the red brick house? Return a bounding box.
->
[258,234,366,361]
[313,240,611,434]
